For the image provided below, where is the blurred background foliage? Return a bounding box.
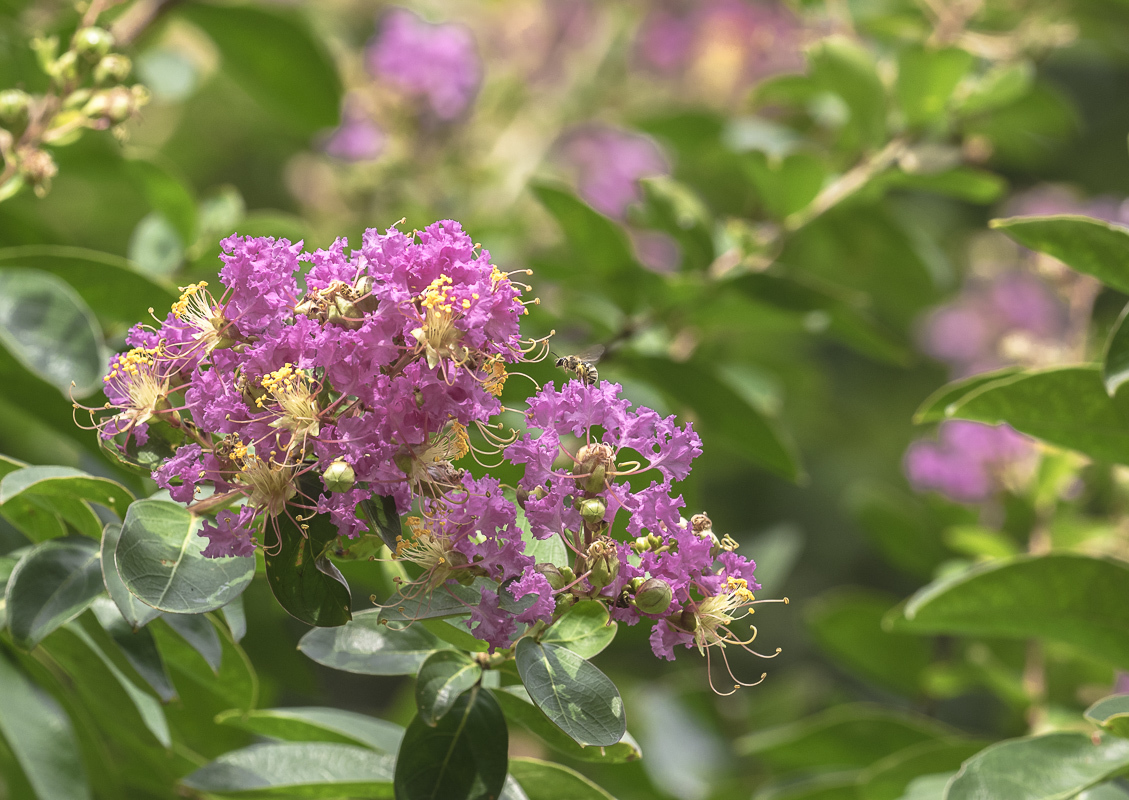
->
[5,0,1129,797]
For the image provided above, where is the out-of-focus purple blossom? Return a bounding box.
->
[557,125,668,218]
[918,272,1067,377]
[636,0,804,92]
[630,229,681,273]
[1007,184,1129,226]
[904,421,1033,503]
[366,8,481,120]
[322,109,385,162]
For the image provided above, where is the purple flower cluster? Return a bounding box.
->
[556,124,668,219]
[89,218,771,666]
[507,380,777,677]
[635,0,804,97]
[366,8,482,120]
[904,421,1033,503]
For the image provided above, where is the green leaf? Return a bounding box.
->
[624,355,803,482]
[737,704,957,772]
[0,245,178,330]
[89,596,176,702]
[541,601,617,659]
[858,739,987,800]
[178,3,342,135]
[754,772,860,800]
[116,499,255,614]
[939,366,1129,465]
[422,617,490,653]
[991,215,1129,295]
[0,649,91,800]
[182,742,393,798]
[264,507,351,628]
[743,151,828,220]
[808,36,887,150]
[896,46,974,126]
[913,367,1025,423]
[513,495,567,569]
[806,589,931,695]
[123,158,197,245]
[494,686,642,764]
[128,212,184,279]
[889,554,1129,669]
[896,774,952,800]
[0,455,67,543]
[379,577,533,623]
[509,758,615,800]
[215,707,403,753]
[875,167,1006,204]
[515,639,626,748]
[222,595,247,643]
[66,620,171,748]
[947,733,1129,800]
[1104,302,1129,396]
[0,268,105,396]
[394,685,508,800]
[101,522,160,630]
[163,612,222,673]
[415,649,482,726]
[5,536,103,649]
[298,609,446,675]
[0,466,133,518]
[359,494,402,551]
[956,61,1035,116]
[1087,695,1129,739]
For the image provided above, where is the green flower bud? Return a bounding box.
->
[323,460,355,493]
[0,90,30,122]
[74,27,114,59]
[573,443,612,493]
[585,540,619,592]
[579,497,606,525]
[678,607,698,633]
[633,578,673,615]
[49,51,78,83]
[94,54,132,84]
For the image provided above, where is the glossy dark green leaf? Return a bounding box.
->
[947,733,1129,800]
[101,521,160,630]
[625,355,803,482]
[5,536,103,649]
[858,739,987,800]
[359,494,402,551]
[182,742,393,797]
[509,758,615,800]
[0,649,91,800]
[298,609,446,675]
[116,499,255,614]
[737,704,956,772]
[1087,695,1129,739]
[416,649,482,726]
[806,589,931,695]
[494,686,642,764]
[0,465,133,519]
[394,685,508,800]
[163,612,222,673]
[0,268,104,396]
[215,707,404,753]
[896,46,974,126]
[541,601,617,659]
[889,554,1129,669]
[89,596,176,702]
[178,3,342,134]
[1104,302,1129,396]
[264,509,351,628]
[991,215,1129,295]
[940,366,1129,465]
[66,621,171,748]
[515,639,625,748]
[0,245,178,330]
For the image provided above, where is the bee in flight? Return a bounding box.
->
[554,346,604,386]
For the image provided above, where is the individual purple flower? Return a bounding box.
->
[509,567,555,625]
[218,234,302,337]
[199,506,258,558]
[322,110,385,162]
[467,586,517,652]
[366,8,482,120]
[556,125,668,219]
[904,420,1034,503]
[153,443,204,504]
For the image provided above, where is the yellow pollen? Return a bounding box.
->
[484,358,507,396]
[172,282,209,318]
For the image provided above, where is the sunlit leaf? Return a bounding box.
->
[509,758,616,800]
[182,742,393,797]
[298,609,446,675]
[991,215,1129,295]
[215,707,403,753]
[541,601,617,659]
